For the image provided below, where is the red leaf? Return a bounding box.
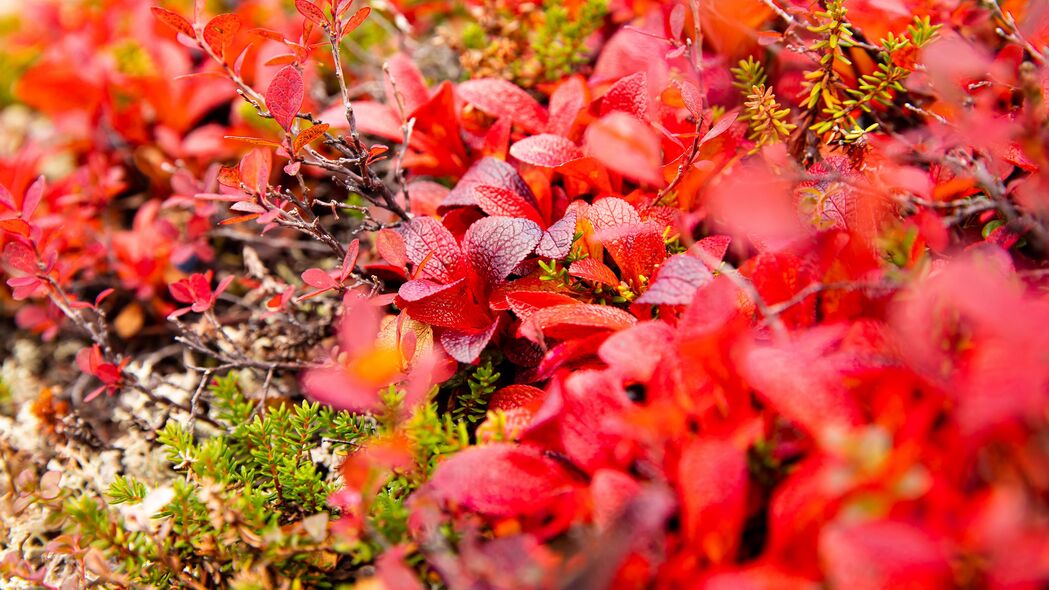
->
[239,148,273,194]
[439,321,500,363]
[442,157,535,210]
[569,258,619,287]
[224,136,282,148]
[509,134,583,168]
[217,166,241,188]
[535,211,578,259]
[151,6,195,38]
[689,235,732,269]
[458,78,548,134]
[546,76,588,137]
[398,217,463,283]
[398,279,490,330]
[675,79,704,120]
[490,384,546,412]
[599,72,648,120]
[266,66,304,131]
[462,217,543,285]
[302,268,338,290]
[293,123,330,153]
[742,326,865,437]
[558,370,632,472]
[701,111,739,144]
[294,0,328,25]
[203,13,241,60]
[375,228,408,268]
[22,176,44,219]
[678,438,748,562]
[522,304,636,342]
[384,53,429,117]
[340,239,360,281]
[636,254,713,305]
[473,185,544,225]
[3,241,37,274]
[820,521,952,590]
[426,443,576,517]
[584,113,663,186]
[342,6,371,34]
[505,291,581,320]
[598,321,674,383]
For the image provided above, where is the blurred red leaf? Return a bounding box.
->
[584,113,662,186]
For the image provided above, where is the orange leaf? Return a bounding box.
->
[150,7,194,38]
[203,13,241,60]
[293,123,330,153]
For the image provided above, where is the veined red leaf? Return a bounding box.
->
[463,217,543,285]
[203,13,241,60]
[239,148,273,194]
[426,444,576,517]
[584,113,663,186]
[458,78,548,133]
[599,72,648,120]
[151,7,195,38]
[398,217,463,283]
[442,157,534,210]
[535,210,578,259]
[341,6,371,34]
[509,134,583,168]
[295,0,328,25]
[636,254,713,305]
[569,258,619,287]
[266,66,304,131]
[587,196,641,229]
[473,185,544,225]
[293,123,330,153]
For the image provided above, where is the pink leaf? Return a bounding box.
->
[21,176,44,218]
[473,185,544,225]
[636,254,713,305]
[458,78,549,133]
[302,268,338,290]
[584,113,663,186]
[266,66,304,131]
[509,134,583,168]
[546,76,588,137]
